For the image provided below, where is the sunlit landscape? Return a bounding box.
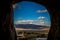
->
[13,1,51,40]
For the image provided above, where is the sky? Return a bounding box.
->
[13,1,51,26]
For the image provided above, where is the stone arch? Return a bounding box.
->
[11,0,59,40]
[0,0,59,40]
[12,0,60,40]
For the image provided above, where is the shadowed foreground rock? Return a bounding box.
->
[0,1,17,40]
[0,0,59,40]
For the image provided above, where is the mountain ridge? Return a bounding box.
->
[14,24,47,29]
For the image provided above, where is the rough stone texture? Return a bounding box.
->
[0,0,59,40]
[0,1,17,40]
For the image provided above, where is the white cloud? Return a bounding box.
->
[38,16,45,19]
[14,16,50,26]
[35,21,45,25]
[36,9,47,13]
[15,19,47,26]
[15,20,34,24]
[15,19,50,26]
[38,16,48,20]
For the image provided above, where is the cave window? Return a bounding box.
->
[13,1,51,40]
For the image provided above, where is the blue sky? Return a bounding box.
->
[13,1,51,26]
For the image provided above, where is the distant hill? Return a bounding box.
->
[14,24,47,29]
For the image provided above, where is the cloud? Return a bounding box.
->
[14,16,50,26]
[38,16,48,20]
[15,19,47,26]
[15,19,50,26]
[36,9,47,13]
[34,21,45,25]
[38,16,45,19]
[37,21,50,26]
[15,20,34,24]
